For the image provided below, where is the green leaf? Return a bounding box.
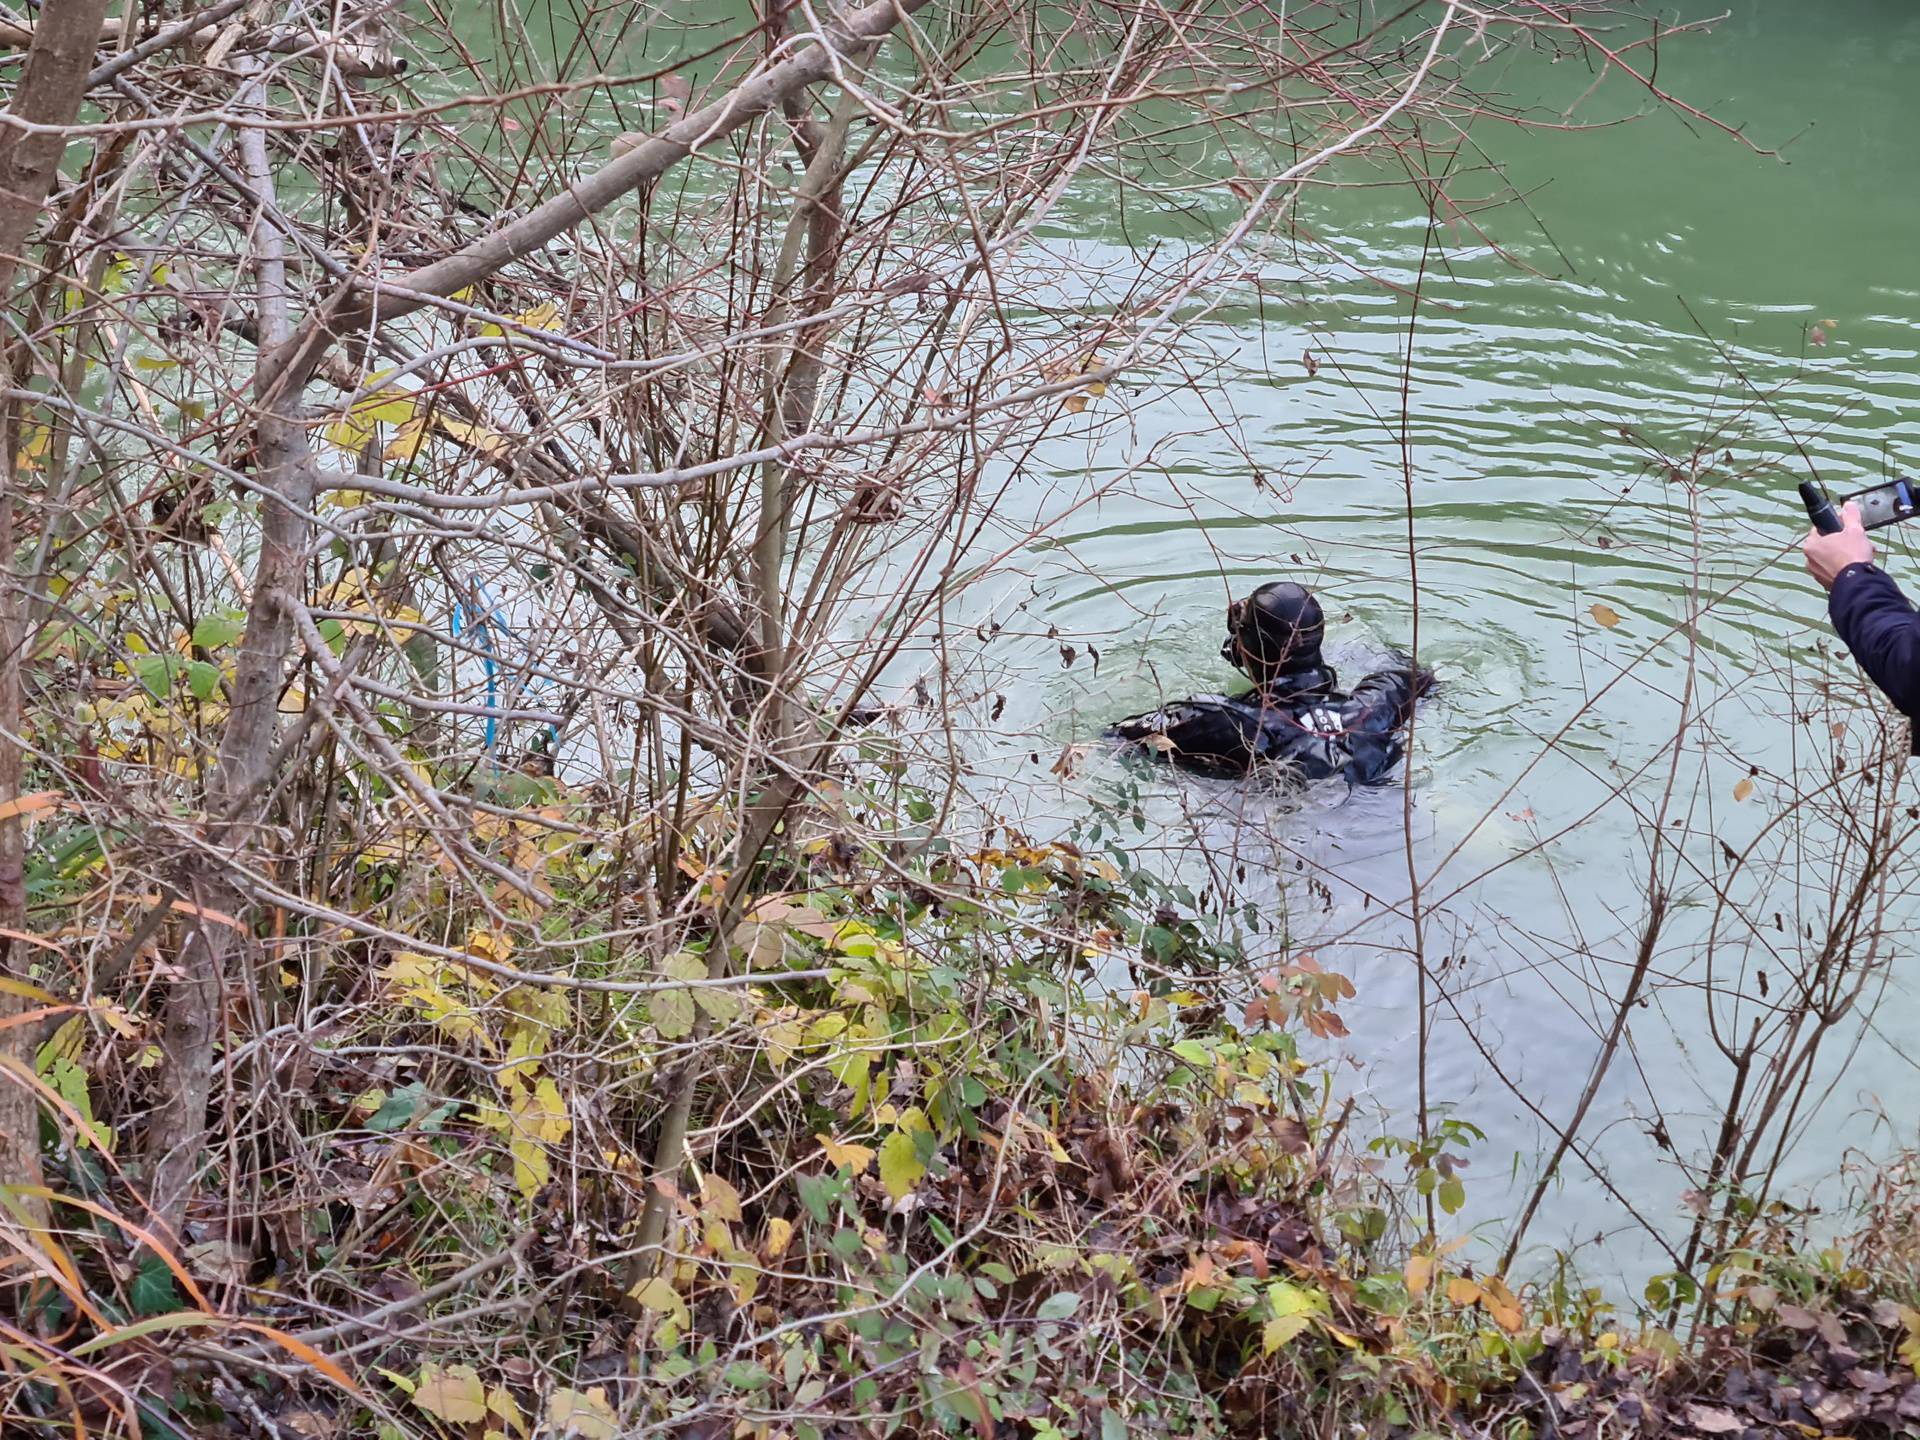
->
[1437,1177,1466,1215]
[1170,1039,1210,1067]
[191,614,245,650]
[1036,1291,1082,1322]
[1101,1407,1128,1440]
[185,660,220,702]
[129,1255,180,1317]
[130,654,172,700]
[692,981,741,1023]
[363,1081,425,1133]
[723,1362,772,1391]
[650,987,694,1039]
[796,1173,838,1224]
[1267,1281,1323,1318]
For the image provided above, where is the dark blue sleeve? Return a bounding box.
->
[1828,563,1920,718]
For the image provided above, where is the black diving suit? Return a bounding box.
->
[1107,580,1431,784]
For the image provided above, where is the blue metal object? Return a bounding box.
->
[453,579,559,762]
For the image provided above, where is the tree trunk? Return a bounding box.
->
[146,66,315,1240]
[0,0,115,1229]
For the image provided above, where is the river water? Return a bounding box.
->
[945,1,1920,1288]
[460,0,1920,1288]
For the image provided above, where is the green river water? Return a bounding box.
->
[487,0,1920,1283]
[959,0,1920,1284]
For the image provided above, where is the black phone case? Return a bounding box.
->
[1843,478,1920,531]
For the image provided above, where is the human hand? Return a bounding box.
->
[1803,501,1875,590]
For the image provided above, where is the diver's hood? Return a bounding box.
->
[1222,581,1330,691]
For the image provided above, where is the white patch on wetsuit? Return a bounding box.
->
[1300,706,1343,735]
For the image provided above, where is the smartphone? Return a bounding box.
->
[1843,477,1920,531]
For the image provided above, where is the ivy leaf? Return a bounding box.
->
[128,1254,179,1316]
[363,1081,425,1133]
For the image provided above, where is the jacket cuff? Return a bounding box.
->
[1830,561,1879,595]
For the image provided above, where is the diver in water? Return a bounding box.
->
[1107,581,1433,784]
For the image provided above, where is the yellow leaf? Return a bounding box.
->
[877,1123,928,1200]
[384,416,429,461]
[817,1134,875,1172]
[465,927,513,963]
[413,1364,488,1425]
[505,1077,568,1198]
[516,301,561,332]
[1405,1253,1433,1299]
[1589,602,1621,629]
[1062,394,1088,414]
[1733,777,1756,803]
[1263,1313,1311,1352]
[488,1385,529,1438]
[627,1276,689,1329]
[435,416,514,460]
[544,1386,617,1439]
[701,1172,743,1222]
[1445,1276,1481,1307]
[764,1216,794,1261]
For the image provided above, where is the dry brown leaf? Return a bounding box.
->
[1685,1403,1745,1434]
[1479,1275,1525,1333]
[1733,776,1756,802]
[1589,602,1621,629]
[0,790,62,821]
[1405,1253,1433,1299]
